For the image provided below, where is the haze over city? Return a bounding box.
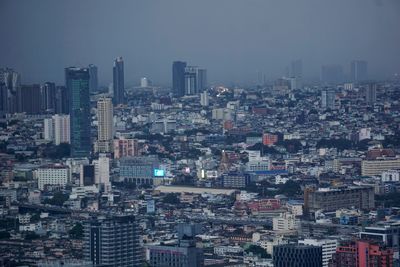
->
[1,0,400,86]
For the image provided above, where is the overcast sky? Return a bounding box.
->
[1,0,399,86]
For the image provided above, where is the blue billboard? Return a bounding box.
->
[154,169,165,177]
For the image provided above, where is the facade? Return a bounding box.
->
[350,60,368,82]
[172,61,187,97]
[299,239,338,267]
[113,138,139,158]
[273,244,322,267]
[200,91,209,107]
[222,173,250,188]
[362,158,400,177]
[66,67,91,157]
[83,215,142,267]
[92,154,111,192]
[304,187,375,215]
[36,165,70,190]
[365,83,377,105]
[97,97,114,153]
[119,156,159,185]
[329,240,393,267]
[359,223,400,252]
[321,89,335,109]
[55,85,69,114]
[184,66,207,95]
[273,212,300,232]
[113,57,125,105]
[147,240,204,267]
[44,114,70,145]
[41,82,56,113]
[88,64,98,92]
[17,84,42,114]
[80,164,95,186]
[263,133,278,146]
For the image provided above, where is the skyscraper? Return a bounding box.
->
[3,69,20,114]
[184,66,197,95]
[96,97,113,153]
[196,68,207,92]
[365,83,377,105]
[66,67,91,157]
[350,60,368,82]
[321,89,335,110]
[172,61,187,97]
[113,57,125,105]
[17,84,42,114]
[88,64,98,93]
[83,215,142,267]
[273,244,322,267]
[291,59,303,78]
[55,86,69,114]
[321,65,343,84]
[41,82,56,113]
[93,154,111,192]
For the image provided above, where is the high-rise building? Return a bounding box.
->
[88,64,98,93]
[172,61,187,97]
[66,67,91,157]
[200,90,209,106]
[96,97,113,153]
[321,89,335,110]
[55,86,69,114]
[184,66,197,95]
[17,84,42,114]
[80,164,95,186]
[365,83,377,105]
[140,77,149,88]
[299,239,338,267]
[113,57,125,105]
[113,138,139,159]
[0,83,8,116]
[350,60,368,82]
[83,215,142,267]
[196,68,207,92]
[41,82,56,113]
[93,154,111,192]
[329,240,393,267]
[273,244,322,267]
[3,69,20,114]
[321,65,343,84]
[43,114,70,145]
[291,59,303,78]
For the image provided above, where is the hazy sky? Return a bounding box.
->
[1,0,399,86]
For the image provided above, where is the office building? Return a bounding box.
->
[17,84,42,114]
[113,57,125,105]
[0,83,7,116]
[304,187,375,215]
[172,61,187,97]
[3,69,20,114]
[263,133,278,146]
[36,164,70,190]
[66,67,91,157]
[88,64,98,93]
[222,173,250,188]
[96,97,113,153]
[80,164,95,186]
[291,59,303,78]
[43,114,70,145]
[41,82,56,113]
[321,65,343,84]
[299,239,338,267]
[119,156,159,185]
[184,66,197,95]
[196,68,207,92]
[321,89,335,109]
[147,239,204,267]
[350,60,368,82]
[200,90,209,106]
[273,244,322,267]
[113,138,139,158]
[359,222,400,252]
[365,83,377,105]
[55,86,69,114]
[83,215,142,267]
[92,154,111,192]
[329,240,393,267]
[361,158,400,176]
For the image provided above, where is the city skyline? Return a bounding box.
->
[1,0,400,86]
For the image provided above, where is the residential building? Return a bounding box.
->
[36,165,70,190]
[172,61,187,97]
[362,158,400,176]
[96,97,113,153]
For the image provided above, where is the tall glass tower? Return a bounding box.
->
[65,67,91,157]
[113,57,125,105]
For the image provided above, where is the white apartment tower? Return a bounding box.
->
[43,114,70,145]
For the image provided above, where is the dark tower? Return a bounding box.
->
[172,61,187,97]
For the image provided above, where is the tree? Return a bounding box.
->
[245,245,269,258]
[44,192,69,206]
[25,231,39,240]
[278,180,301,197]
[69,223,84,239]
[0,231,10,239]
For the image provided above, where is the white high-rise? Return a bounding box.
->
[200,91,209,107]
[93,154,111,192]
[97,97,113,153]
[43,115,70,145]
